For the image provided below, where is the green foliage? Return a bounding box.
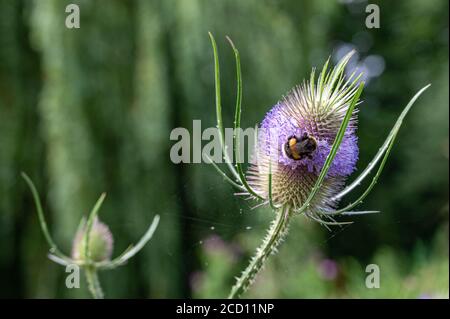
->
[195,220,449,298]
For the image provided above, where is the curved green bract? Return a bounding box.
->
[208,32,240,181]
[324,84,431,216]
[83,193,106,263]
[21,172,71,262]
[332,84,431,202]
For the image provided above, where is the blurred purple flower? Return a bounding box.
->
[318,258,339,280]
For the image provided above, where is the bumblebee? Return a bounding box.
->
[284,132,317,160]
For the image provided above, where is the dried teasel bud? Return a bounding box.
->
[71,217,114,263]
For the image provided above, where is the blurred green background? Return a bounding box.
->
[0,0,448,298]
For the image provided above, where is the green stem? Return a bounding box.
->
[228,205,292,299]
[85,266,104,299]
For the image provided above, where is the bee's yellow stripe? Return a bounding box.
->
[288,138,301,160]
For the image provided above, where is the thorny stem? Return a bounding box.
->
[85,266,104,299]
[228,205,292,299]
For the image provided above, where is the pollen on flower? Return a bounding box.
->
[246,52,361,211]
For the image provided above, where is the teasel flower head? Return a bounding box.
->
[206,33,429,298]
[247,52,360,215]
[207,34,431,299]
[72,217,114,263]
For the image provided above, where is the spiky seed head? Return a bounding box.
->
[72,217,114,262]
[247,51,361,213]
